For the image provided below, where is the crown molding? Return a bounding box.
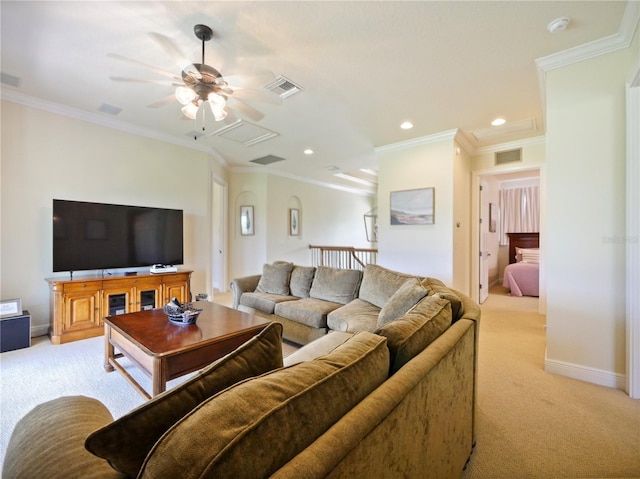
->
[374,129,459,154]
[454,131,475,156]
[536,0,639,73]
[0,89,213,154]
[230,166,375,198]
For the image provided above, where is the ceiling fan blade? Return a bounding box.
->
[227,97,264,122]
[230,87,282,105]
[148,32,201,79]
[147,94,177,108]
[110,77,182,87]
[107,53,182,81]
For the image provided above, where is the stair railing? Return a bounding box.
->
[308,245,378,270]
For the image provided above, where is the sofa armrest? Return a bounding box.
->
[229,274,261,309]
[2,396,125,479]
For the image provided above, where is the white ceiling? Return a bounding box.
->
[0,1,631,193]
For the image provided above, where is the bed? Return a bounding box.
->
[502,232,540,297]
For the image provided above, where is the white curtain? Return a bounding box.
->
[499,186,540,245]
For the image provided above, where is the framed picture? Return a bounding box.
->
[289,208,300,236]
[390,187,435,225]
[240,205,254,236]
[489,203,499,233]
[1,298,23,319]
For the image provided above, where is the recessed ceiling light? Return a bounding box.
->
[304,149,314,155]
[547,16,570,34]
[400,121,413,130]
[491,118,506,126]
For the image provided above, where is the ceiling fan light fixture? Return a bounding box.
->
[176,86,197,105]
[212,107,228,122]
[208,92,226,106]
[181,102,199,120]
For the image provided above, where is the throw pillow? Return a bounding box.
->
[377,278,429,327]
[516,247,540,264]
[85,322,284,478]
[309,266,362,305]
[255,262,294,295]
[289,266,316,298]
[422,278,465,321]
[138,332,389,479]
[358,264,417,308]
[376,295,452,375]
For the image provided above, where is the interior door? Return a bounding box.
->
[479,180,490,303]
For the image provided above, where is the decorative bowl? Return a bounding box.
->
[163,303,202,325]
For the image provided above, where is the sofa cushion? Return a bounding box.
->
[309,266,362,305]
[358,264,418,308]
[240,292,298,314]
[327,298,381,333]
[274,297,343,329]
[256,262,294,295]
[375,295,452,374]
[85,322,284,478]
[138,332,389,479]
[283,331,355,366]
[422,277,464,320]
[377,278,429,327]
[289,266,316,298]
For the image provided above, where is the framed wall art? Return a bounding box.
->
[289,208,300,236]
[240,205,254,236]
[390,187,435,225]
[0,298,23,319]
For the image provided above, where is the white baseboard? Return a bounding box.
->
[544,355,626,390]
[31,324,50,338]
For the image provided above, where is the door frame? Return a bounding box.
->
[625,62,640,398]
[211,174,228,295]
[478,179,490,303]
[471,163,544,312]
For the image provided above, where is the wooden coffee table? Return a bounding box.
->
[103,302,271,399]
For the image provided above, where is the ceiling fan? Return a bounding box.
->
[109,24,280,127]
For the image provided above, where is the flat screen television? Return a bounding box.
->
[53,199,184,273]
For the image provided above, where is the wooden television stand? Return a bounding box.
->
[46,271,192,344]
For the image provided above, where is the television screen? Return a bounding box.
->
[53,199,184,273]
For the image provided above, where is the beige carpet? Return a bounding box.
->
[461,287,640,479]
[1,290,638,476]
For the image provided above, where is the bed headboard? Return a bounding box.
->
[507,233,539,264]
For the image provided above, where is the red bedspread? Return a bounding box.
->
[503,262,539,297]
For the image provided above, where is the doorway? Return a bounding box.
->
[472,167,542,308]
[211,176,227,294]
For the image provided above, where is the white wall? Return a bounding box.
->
[0,100,216,334]
[545,46,636,385]
[453,141,472,294]
[376,133,458,286]
[228,171,374,280]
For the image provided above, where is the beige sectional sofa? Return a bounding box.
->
[231,263,467,345]
[3,264,480,479]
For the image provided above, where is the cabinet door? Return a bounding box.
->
[103,287,134,317]
[135,284,163,311]
[164,282,187,304]
[63,290,102,332]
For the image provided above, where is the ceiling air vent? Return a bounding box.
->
[251,155,286,166]
[264,75,301,99]
[495,148,522,165]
